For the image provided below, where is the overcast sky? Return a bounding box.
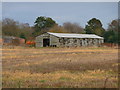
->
[2,2,118,29]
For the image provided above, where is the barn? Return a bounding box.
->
[2,36,25,45]
[35,32,104,47]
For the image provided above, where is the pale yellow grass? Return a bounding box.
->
[2,47,118,88]
[2,70,117,88]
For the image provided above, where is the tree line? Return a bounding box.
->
[2,16,120,44]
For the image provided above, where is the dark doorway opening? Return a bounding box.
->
[43,39,50,47]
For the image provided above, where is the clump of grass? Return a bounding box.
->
[59,77,71,81]
[39,80,46,83]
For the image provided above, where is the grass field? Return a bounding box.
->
[2,46,119,88]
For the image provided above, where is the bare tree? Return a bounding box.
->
[48,25,67,33]
[2,18,19,36]
[2,18,34,40]
[63,22,84,33]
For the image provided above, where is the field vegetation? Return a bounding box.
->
[2,46,119,88]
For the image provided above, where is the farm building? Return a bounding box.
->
[2,36,25,45]
[35,32,104,47]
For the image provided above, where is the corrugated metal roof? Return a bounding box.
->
[47,32,104,39]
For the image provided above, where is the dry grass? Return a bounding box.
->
[2,46,119,88]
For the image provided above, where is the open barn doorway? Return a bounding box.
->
[43,39,50,47]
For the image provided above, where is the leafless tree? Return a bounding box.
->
[63,22,84,33]
[2,18,34,40]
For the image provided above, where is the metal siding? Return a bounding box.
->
[35,36,43,47]
[50,34,59,47]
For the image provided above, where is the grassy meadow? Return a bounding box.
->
[2,46,119,88]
